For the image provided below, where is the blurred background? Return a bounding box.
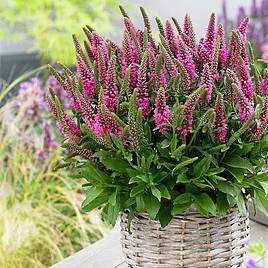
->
[0,1,267,268]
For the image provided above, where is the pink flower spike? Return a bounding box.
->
[177,36,196,79]
[154,87,171,132]
[233,83,254,122]
[213,93,227,143]
[237,56,253,99]
[204,13,216,57]
[165,20,179,57]
[237,17,249,41]
[104,56,118,111]
[183,14,196,50]
[199,64,214,102]
[177,89,199,140]
[76,54,95,97]
[261,68,268,94]
[217,24,227,67]
[91,32,108,61]
[99,104,123,137]
[136,53,150,117]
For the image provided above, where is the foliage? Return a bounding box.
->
[48,7,268,227]
[0,0,118,65]
[0,96,106,267]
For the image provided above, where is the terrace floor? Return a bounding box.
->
[51,220,268,268]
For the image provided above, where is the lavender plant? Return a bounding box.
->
[220,0,268,59]
[48,7,268,227]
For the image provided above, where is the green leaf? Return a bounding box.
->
[83,163,112,183]
[151,186,161,201]
[106,202,120,225]
[99,151,131,172]
[255,190,268,217]
[172,203,192,215]
[216,181,238,197]
[176,173,190,183]
[225,166,245,183]
[108,189,117,206]
[174,193,193,205]
[194,193,216,215]
[251,171,268,182]
[130,184,146,197]
[145,194,161,219]
[160,139,170,149]
[136,194,145,211]
[206,167,225,176]
[193,155,212,179]
[172,157,199,175]
[170,136,177,153]
[216,192,229,215]
[223,155,253,171]
[82,193,109,212]
[82,186,104,207]
[158,203,172,227]
[208,174,226,181]
[171,144,186,158]
[236,191,247,216]
[158,184,171,200]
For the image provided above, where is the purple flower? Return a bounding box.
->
[245,258,258,268]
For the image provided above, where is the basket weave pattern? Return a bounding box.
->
[120,209,249,268]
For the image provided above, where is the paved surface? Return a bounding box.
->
[51,220,268,268]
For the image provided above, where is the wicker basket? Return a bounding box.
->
[120,209,250,268]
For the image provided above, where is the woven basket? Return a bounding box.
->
[120,209,250,268]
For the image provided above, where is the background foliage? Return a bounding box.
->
[0,0,118,65]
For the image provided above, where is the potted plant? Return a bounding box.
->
[47,6,268,267]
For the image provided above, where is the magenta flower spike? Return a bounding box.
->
[233,84,254,121]
[260,97,268,122]
[199,64,214,102]
[91,31,108,61]
[237,17,249,41]
[261,68,268,94]
[154,87,171,132]
[148,51,157,88]
[177,36,196,78]
[97,46,107,82]
[204,13,216,57]
[122,31,138,90]
[76,54,95,97]
[161,45,178,79]
[99,104,123,137]
[165,20,179,57]
[136,53,150,117]
[217,24,227,67]
[213,93,227,143]
[62,78,80,112]
[183,14,196,50]
[177,89,199,140]
[104,56,118,111]
[197,39,211,66]
[237,56,253,99]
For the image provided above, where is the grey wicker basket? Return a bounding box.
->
[120,209,250,268]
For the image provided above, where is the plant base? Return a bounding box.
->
[120,209,249,268]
